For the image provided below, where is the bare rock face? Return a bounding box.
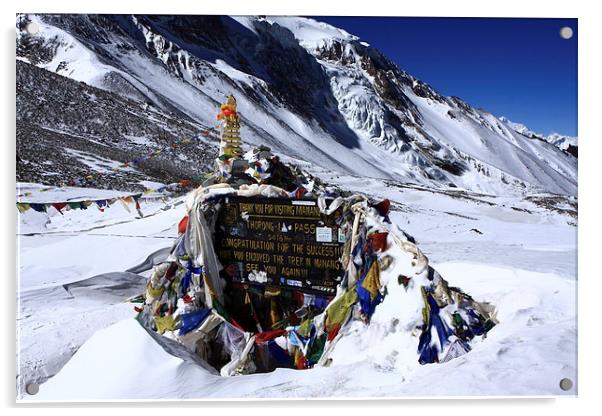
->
[16,60,215,190]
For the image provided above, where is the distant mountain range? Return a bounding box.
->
[499,116,577,157]
[16,14,577,195]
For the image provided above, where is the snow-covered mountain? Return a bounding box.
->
[16,14,577,196]
[547,133,578,154]
[499,116,578,157]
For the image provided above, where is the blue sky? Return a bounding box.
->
[314,17,578,136]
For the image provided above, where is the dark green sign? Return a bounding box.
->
[215,196,346,294]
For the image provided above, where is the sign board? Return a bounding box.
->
[215,196,346,295]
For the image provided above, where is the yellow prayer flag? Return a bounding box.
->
[16,203,30,213]
[154,315,177,335]
[146,284,164,300]
[298,319,312,337]
[361,261,381,298]
[324,289,358,330]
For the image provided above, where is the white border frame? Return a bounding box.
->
[3,0,600,413]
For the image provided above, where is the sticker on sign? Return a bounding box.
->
[316,226,333,242]
[338,228,346,243]
[291,200,316,206]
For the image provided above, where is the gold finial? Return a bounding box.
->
[226,95,237,110]
[215,95,243,178]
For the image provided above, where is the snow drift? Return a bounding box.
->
[17,164,577,399]
[32,261,575,400]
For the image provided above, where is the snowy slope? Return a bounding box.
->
[17,167,577,399]
[22,224,575,401]
[16,14,577,196]
[33,255,576,402]
[16,183,184,393]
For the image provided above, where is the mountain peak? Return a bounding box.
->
[16,14,577,196]
[499,116,578,154]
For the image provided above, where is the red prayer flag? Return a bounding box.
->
[295,187,307,199]
[254,329,288,344]
[373,199,391,217]
[178,215,189,234]
[368,232,389,252]
[326,323,341,341]
[51,203,67,214]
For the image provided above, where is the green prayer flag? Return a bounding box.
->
[325,289,358,331]
[307,333,327,364]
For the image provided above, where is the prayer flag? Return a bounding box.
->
[16,203,30,213]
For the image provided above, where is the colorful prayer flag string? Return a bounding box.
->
[119,128,219,169]
[15,193,143,215]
